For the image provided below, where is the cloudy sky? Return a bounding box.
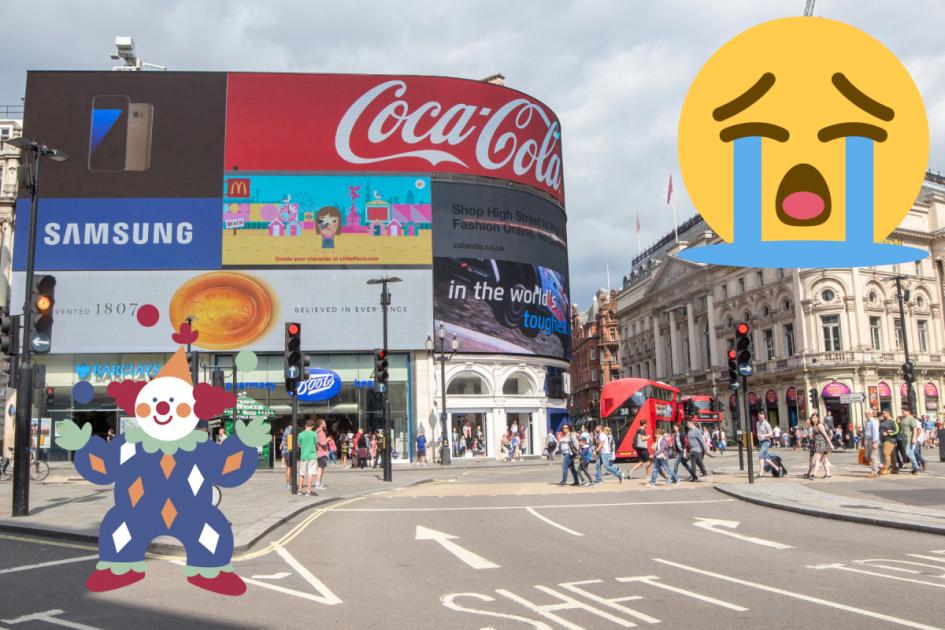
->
[2,0,943,309]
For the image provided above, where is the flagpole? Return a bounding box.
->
[671,185,679,243]
[636,212,642,255]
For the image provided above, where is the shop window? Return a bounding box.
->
[447,372,490,396]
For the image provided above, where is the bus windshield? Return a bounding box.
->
[694,400,713,411]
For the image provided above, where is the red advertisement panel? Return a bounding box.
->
[225,73,564,203]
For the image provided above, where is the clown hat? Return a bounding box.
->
[156,347,193,384]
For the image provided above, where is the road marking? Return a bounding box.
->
[260,544,342,605]
[615,575,748,611]
[654,558,941,630]
[2,609,102,629]
[415,526,499,570]
[908,553,945,564]
[331,499,734,512]
[853,559,945,577]
[810,563,945,589]
[0,534,96,552]
[555,580,660,624]
[692,517,793,550]
[526,507,582,537]
[497,587,640,629]
[441,593,555,630]
[250,571,291,580]
[0,554,99,576]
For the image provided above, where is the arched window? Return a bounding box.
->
[447,372,490,395]
[502,373,535,396]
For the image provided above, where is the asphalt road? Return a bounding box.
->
[2,465,944,629]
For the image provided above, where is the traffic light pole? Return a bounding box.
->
[290,390,299,495]
[741,376,754,484]
[381,283,392,483]
[12,147,41,516]
[894,275,918,413]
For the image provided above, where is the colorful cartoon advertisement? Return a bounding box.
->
[222,174,432,267]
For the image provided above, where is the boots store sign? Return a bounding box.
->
[295,369,343,402]
[225,74,565,204]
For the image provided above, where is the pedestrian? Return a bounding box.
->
[215,427,226,444]
[545,431,557,461]
[577,436,594,486]
[627,419,651,480]
[416,430,427,467]
[280,423,294,487]
[914,419,928,471]
[718,429,727,455]
[339,432,349,469]
[556,424,580,486]
[671,424,695,481]
[327,434,337,466]
[863,410,881,478]
[298,419,317,496]
[899,405,922,475]
[807,413,833,479]
[356,430,369,469]
[772,424,781,449]
[314,418,329,490]
[509,432,521,463]
[756,412,775,479]
[879,410,898,475]
[501,433,512,462]
[647,429,680,487]
[375,430,386,468]
[369,433,378,468]
[594,425,624,484]
[686,420,709,481]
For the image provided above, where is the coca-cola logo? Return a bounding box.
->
[296,369,342,402]
[335,80,563,196]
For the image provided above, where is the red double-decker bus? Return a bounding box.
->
[599,378,680,462]
[678,395,722,433]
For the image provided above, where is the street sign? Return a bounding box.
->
[737,363,753,377]
[838,392,865,404]
[30,332,50,353]
[285,365,300,379]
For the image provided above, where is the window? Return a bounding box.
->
[737,278,745,294]
[447,372,489,395]
[915,260,922,276]
[0,127,11,140]
[917,295,925,308]
[683,337,691,370]
[590,349,597,360]
[821,315,842,351]
[783,323,795,357]
[778,268,785,279]
[868,291,878,305]
[762,305,770,317]
[869,316,882,351]
[502,373,535,396]
[783,299,792,312]
[821,289,835,302]
[918,319,929,353]
[591,370,597,382]
[894,318,904,350]
[763,328,775,360]
[721,284,729,299]
[756,270,764,286]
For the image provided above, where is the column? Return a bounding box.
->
[845,305,859,353]
[706,294,720,367]
[793,270,810,354]
[652,316,665,378]
[686,302,699,371]
[668,309,680,376]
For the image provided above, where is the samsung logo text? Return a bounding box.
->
[43,222,194,246]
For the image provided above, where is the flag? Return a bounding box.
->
[636,212,641,235]
[666,173,674,205]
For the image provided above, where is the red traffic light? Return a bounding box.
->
[287,323,300,335]
[736,322,750,336]
[727,349,737,361]
[376,349,387,360]
[46,387,54,395]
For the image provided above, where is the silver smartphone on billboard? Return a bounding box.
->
[125,102,154,171]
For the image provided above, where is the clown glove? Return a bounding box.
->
[56,420,92,451]
[235,417,271,449]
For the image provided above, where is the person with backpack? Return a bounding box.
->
[556,424,580,486]
[756,412,775,479]
[593,426,624,484]
[671,424,694,480]
[647,429,680,487]
[576,436,594,486]
[626,420,651,480]
[544,431,558,461]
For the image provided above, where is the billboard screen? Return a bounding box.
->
[431,181,570,359]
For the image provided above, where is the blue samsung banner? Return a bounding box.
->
[13,198,222,270]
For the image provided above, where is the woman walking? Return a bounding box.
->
[807,413,833,479]
[556,425,580,486]
[647,429,680,487]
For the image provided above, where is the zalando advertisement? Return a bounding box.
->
[10,269,432,353]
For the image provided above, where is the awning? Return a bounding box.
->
[222,393,276,420]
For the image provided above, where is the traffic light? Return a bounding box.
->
[808,387,819,409]
[302,354,311,381]
[1,310,19,357]
[29,274,56,354]
[45,386,55,405]
[902,360,916,384]
[373,349,389,391]
[185,350,199,383]
[735,321,752,370]
[211,369,225,389]
[727,348,739,389]
[284,322,302,391]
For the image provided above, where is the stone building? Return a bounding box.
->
[615,171,945,438]
[568,289,621,425]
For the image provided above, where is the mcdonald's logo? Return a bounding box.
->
[226,178,250,198]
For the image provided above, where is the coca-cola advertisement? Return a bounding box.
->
[225,73,564,203]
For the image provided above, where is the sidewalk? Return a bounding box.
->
[0,466,438,554]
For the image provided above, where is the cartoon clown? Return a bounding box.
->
[56,345,269,596]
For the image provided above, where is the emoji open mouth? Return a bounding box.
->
[153,415,174,426]
[776,163,831,226]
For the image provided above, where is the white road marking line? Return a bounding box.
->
[853,559,945,576]
[2,609,103,630]
[497,587,637,629]
[692,517,793,550]
[273,544,342,604]
[0,554,99,576]
[908,553,945,565]
[526,507,583,537]
[654,558,941,630]
[250,571,291,580]
[556,580,659,624]
[330,499,734,512]
[810,563,945,589]
[441,593,555,629]
[416,526,499,570]
[615,575,748,611]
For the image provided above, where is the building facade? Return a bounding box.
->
[568,290,621,424]
[615,172,945,438]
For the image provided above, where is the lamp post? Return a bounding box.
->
[3,137,68,516]
[426,323,458,465]
[367,276,401,482]
[890,275,917,414]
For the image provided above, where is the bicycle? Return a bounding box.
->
[0,447,50,482]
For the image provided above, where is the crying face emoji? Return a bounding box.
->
[677,17,929,268]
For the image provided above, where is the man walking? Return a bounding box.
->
[314,418,330,490]
[686,420,709,481]
[627,420,651,480]
[879,410,898,475]
[671,424,694,481]
[556,424,580,486]
[298,419,318,496]
[416,430,427,467]
[594,425,624,484]
[899,405,922,475]
[756,412,775,479]
[863,410,881,478]
[280,423,293,488]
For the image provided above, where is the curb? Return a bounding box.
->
[0,476,437,554]
[714,484,945,537]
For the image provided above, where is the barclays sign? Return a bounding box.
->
[296,369,343,402]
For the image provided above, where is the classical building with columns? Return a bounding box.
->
[615,171,945,437]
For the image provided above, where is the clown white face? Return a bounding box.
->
[134,377,198,442]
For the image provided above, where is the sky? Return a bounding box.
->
[1,0,943,309]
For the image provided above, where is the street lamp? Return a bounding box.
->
[367,276,401,482]
[2,137,69,517]
[889,275,917,414]
[427,323,458,465]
